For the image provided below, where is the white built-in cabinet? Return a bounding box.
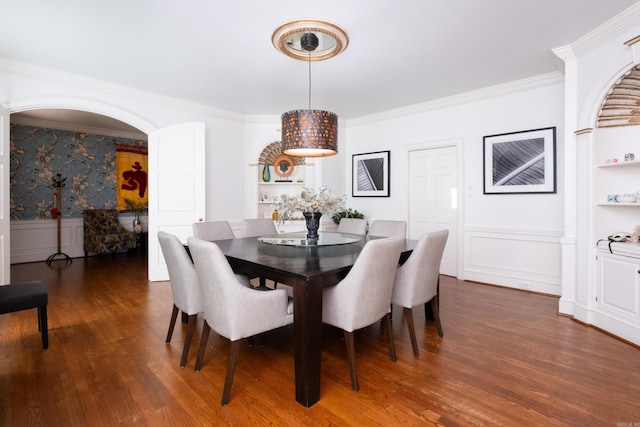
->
[591,126,640,343]
[595,242,640,339]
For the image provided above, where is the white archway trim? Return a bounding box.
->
[6,96,157,135]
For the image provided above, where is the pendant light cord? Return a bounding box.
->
[307,49,312,110]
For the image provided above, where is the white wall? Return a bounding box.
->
[344,78,566,294]
[1,59,247,222]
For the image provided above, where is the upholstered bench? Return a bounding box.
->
[0,280,48,349]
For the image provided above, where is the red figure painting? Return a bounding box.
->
[121,161,148,198]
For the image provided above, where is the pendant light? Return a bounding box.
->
[273,19,348,158]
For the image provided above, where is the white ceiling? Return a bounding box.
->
[3,0,639,131]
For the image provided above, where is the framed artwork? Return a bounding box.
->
[352,150,390,197]
[483,127,556,194]
[262,192,270,201]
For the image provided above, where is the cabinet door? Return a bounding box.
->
[597,251,640,318]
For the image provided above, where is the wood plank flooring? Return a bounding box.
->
[2,251,640,426]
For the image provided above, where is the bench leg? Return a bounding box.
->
[38,305,48,349]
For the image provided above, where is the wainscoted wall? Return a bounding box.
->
[463,226,563,295]
[10,217,149,264]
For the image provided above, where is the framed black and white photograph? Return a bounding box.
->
[352,150,390,197]
[483,127,556,194]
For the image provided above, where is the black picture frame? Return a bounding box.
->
[352,150,390,197]
[483,127,556,194]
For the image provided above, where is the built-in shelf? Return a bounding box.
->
[596,159,640,168]
[596,202,640,206]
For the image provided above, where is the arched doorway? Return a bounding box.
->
[2,100,156,280]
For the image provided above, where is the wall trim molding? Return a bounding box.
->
[463,226,563,295]
[347,72,563,127]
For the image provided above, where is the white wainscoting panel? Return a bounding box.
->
[464,226,563,295]
[10,216,147,264]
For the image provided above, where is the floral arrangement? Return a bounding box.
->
[276,186,345,222]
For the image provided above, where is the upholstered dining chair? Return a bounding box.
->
[368,220,407,238]
[336,218,367,235]
[391,229,449,358]
[242,218,279,289]
[322,236,405,391]
[192,220,235,241]
[187,237,294,405]
[158,231,203,368]
[241,218,277,238]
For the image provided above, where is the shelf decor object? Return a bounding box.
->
[262,164,271,182]
[273,19,348,157]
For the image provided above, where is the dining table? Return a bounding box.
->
[212,231,418,407]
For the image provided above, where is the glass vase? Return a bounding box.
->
[133,214,142,233]
[262,164,271,182]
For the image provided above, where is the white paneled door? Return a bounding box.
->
[408,145,458,277]
[0,105,9,284]
[148,122,205,281]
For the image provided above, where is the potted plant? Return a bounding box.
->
[124,199,148,233]
[332,208,364,225]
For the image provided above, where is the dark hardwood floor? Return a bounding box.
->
[2,251,640,426]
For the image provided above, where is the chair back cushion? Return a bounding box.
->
[158,231,202,315]
[391,230,449,308]
[241,218,277,238]
[322,236,405,332]
[368,220,407,238]
[192,221,234,241]
[337,218,367,235]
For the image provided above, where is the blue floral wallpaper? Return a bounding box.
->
[10,124,146,220]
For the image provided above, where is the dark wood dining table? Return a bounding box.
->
[213,231,417,407]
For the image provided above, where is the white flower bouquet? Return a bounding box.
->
[276,186,346,223]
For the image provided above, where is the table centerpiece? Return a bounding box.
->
[276,186,345,239]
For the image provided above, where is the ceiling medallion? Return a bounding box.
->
[272,18,349,62]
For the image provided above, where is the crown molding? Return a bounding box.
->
[0,58,245,123]
[570,2,640,57]
[347,72,564,127]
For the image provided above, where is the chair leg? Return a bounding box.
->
[38,305,48,350]
[166,304,179,344]
[343,330,359,391]
[431,297,444,337]
[195,322,211,372]
[403,307,419,358]
[425,276,441,321]
[222,339,242,405]
[180,314,198,368]
[382,313,397,362]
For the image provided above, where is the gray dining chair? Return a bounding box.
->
[368,220,407,238]
[187,237,294,405]
[322,236,405,391]
[192,220,235,241]
[336,218,367,235]
[391,229,449,358]
[241,218,277,238]
[242,218,279,289]
[158,231,203,368]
